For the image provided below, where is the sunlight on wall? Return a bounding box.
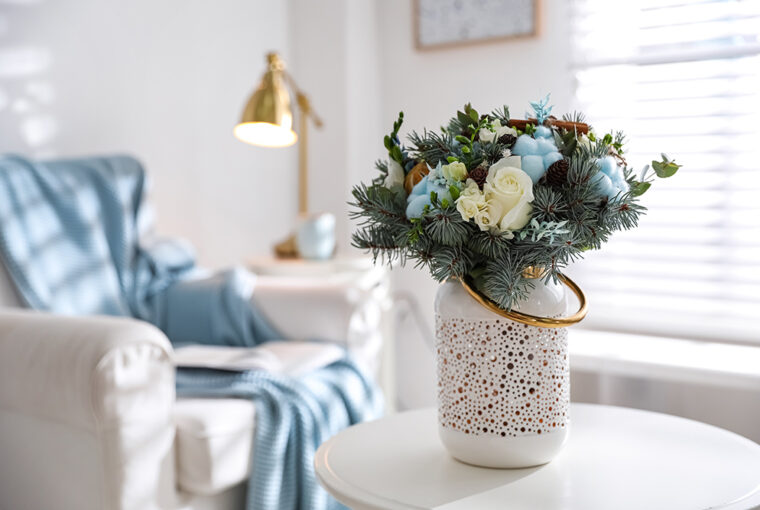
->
[0,47,50,77]
[0,0,295,267]
[0,1,58,158]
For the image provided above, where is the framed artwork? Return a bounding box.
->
[414,0,541,50]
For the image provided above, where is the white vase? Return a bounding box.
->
[434,278,570,468]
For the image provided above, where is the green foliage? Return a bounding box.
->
[515,219,570,243]
[489,105,510,125]
[652,154,681,178]
[383,112,405,164]
[553,129,578,157]
[349,102,679,311]
[372,159,389,186]
[408,130,455,167]
[424,208,472,247]
[561,110,587,125]
[631,181,651,196]
[631,154,680,196]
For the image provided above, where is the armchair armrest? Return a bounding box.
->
[0,309,173,428]
[251,268,390,347]
[0,309,176,510]
[251,268,391,383]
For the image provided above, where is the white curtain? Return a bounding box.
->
[569,0,760,344]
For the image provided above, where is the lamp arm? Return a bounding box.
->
[283,71,323,128]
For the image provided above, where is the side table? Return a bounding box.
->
[315,404,760,510]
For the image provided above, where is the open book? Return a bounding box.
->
[172,341,344,377]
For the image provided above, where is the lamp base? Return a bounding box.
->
[273,234,299,259]
[273,212,337,260]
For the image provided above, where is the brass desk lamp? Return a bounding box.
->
[234,52,323,257]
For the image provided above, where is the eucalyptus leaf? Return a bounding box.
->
[631,181,651,197]
[652,158,680,178]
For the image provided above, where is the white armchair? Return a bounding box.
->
[0,262,388,510]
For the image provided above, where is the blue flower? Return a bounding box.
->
[593,156,628,200]
[511,134,563,184]
[405,163,455,219]
[406,174,430,219]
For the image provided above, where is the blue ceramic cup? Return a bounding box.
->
[296,212,336,260]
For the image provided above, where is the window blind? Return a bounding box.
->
[569,0,760,343]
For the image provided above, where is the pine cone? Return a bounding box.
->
[467,165,488,190]
[497,133,516,147]
[545,159,569,187]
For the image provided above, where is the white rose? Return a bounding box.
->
[498,198,532,235]
[490,155,521,172]
[478,127,496,144]
[460,178,483,199]
[484,160,534,234]
[456,196,480,221]
[383,159,405,189]
[494,119,517,138]
[455,179,486,221]
[485,160,532,209]
[479,119,517,144]
[474,200,503,231]
[441,161,467,183]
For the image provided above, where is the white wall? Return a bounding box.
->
[0,0,295,268]
[374,0,574,409]
[287,0,383,254]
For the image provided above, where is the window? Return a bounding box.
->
[569,0,760,343]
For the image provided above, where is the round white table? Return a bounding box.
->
[315,404,760,510]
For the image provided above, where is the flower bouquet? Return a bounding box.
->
[350,96,679,468]
[351,95,678,311]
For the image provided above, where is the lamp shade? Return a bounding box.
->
[234,53,298,148]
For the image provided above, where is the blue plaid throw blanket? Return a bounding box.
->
[0,154,381,510]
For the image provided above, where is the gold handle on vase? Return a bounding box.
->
[458,274,588,328]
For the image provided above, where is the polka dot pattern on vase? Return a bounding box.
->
[435,315,569,438]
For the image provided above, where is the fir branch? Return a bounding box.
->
[532,186,569,220]
[423,207,472,247]
[562,110,587,126]
[479,254,532,310]
[489,105,511,125]
[372,159,389,186]
[351,227,403,263]
[428,246,473,281]
[349,183,407,227]
[408,129,455,167]
[469,230,513,260]
[480,139,512,165]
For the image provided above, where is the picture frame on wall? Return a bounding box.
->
[414,0,541,50]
